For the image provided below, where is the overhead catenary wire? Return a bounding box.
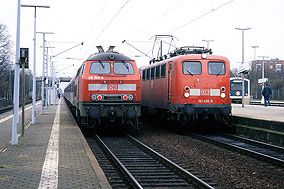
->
[167,0,235,34]
[82,0,131,58]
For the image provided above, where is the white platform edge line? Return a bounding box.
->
[38,102,60,189]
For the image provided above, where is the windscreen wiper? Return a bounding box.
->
[99,60,105,69]
[216,70,222,76]
[186,70,193,76]
[122,61,129,71]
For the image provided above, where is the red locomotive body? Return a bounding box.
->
[64,47,141,128]
[140,47,231,126]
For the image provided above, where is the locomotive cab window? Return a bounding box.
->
[231,81,242,91]
[183,61,201,75]
[90,61,111,74]
[114,62,134,75]
[208,62,225,75]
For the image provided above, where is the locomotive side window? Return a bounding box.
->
[80,64,85,75]
[155,65,160,79]
[150,67,155,80]
[161,64,166,78]
[183,61,201,75]
[146,68,150,80]
[208,62,225,75]
[90,62,111,74]
[142,70,146,81]
[114,62,134,75]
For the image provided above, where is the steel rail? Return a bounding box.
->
[94,134,143,189]
[190,133,284,167]
[127,135,215,189]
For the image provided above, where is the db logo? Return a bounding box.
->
[201,89,210,95]
[236,91,240,96]
[108,84,117,91]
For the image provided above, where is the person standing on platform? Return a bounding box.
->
[262,83,272,107]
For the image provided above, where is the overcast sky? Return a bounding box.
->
[1,0,284,77]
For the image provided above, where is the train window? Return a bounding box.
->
[146,68,150,80]
[80,64,85,75]
[183,61,201,75]
[150,67,155,80]
[231,82,242,91]
[90,62,111,74]
[155,65,160,79]
[114,62,134,74]
[161,64,166,78]
[76,66,81,77]
[208,62,225,75]
[142,70,146,81]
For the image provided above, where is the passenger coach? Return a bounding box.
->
[140,46,231,126]
[64,46,141,128]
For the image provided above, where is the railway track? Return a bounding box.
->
[86,134,215,188]
[189,133,284,167]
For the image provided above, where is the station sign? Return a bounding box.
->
[258,78,268,83]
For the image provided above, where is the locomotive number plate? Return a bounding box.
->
[108,84,118,91]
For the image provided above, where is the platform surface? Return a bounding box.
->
[0,99,111,189]
[232,104,284,123]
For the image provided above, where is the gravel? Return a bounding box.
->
[133,120,284,188]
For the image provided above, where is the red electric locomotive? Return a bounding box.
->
[140,46,231,126]
[64,46,141,128]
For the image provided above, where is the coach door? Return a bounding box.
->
[167,62,173,102]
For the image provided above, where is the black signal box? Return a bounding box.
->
[20,48,29,68]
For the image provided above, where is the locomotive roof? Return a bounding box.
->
[87,51,134,61]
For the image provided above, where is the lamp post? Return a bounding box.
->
[258,55,270,104]
[251,46,259,61]
[21,5,50,124]
[37,32,54,114]
[235,27,251,108]
[202,39,214,49]
[12,0,22,145]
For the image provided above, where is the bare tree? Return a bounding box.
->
[0,24,13,100]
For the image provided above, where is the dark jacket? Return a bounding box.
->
[262,86,272,97]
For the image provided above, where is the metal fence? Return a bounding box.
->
[251,89,284,100]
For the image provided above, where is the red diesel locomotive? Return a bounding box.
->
[140,46,231,126]
[64,46,141,128]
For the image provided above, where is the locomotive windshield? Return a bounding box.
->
[208,62,225,75]
[231,81,242,91]
[114,62,134,74]
[90,62,111,74]
[182,61,201,75]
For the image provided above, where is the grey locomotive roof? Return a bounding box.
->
[87,51,134,61]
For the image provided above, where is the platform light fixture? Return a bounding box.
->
[235,27,251,108]
[21,4,50,124]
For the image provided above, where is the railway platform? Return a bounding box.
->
[232,103,284,122]
[0,99,111,188]
[232,104,284,146]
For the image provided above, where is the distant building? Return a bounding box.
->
[251,58,284,73]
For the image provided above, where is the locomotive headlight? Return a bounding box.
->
[128,94,134,100]
[91,94,96,101]
[184,92,190,98]
[201,54,207,59]
[97,95,103,100]
[221,86,226,92]
[184,86,190,91]
[221,93,226,99]
[122,95,128,100]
